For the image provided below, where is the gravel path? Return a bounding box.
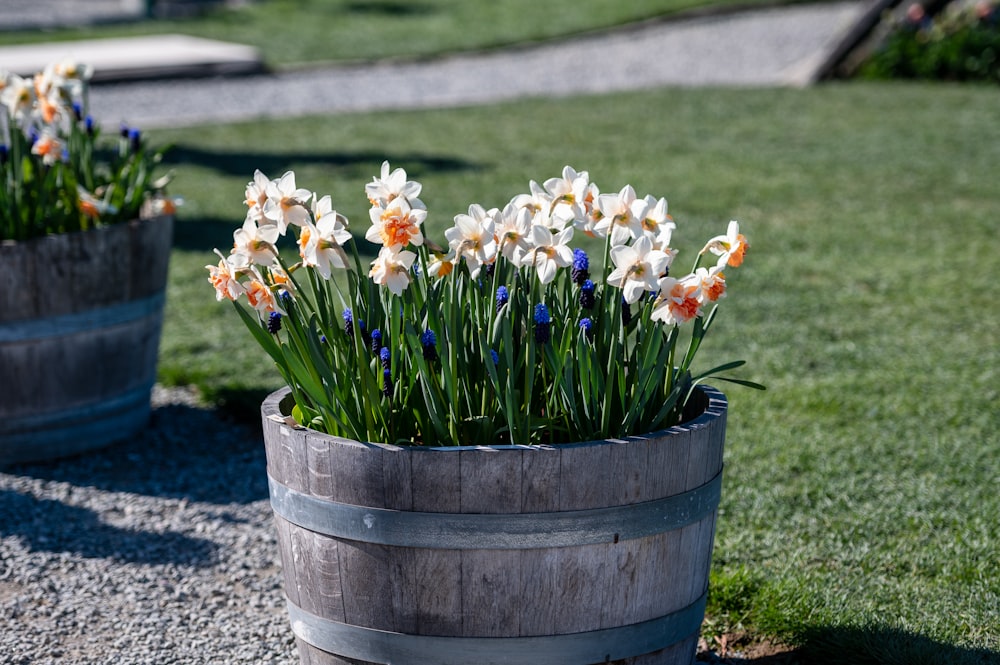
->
[83,2,866,130]
[0,387,297,665]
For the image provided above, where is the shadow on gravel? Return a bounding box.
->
[161,146,479,181]
[3,402,269,506]
[699,652,799,664]
[0,488,217,566]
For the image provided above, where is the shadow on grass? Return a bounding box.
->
[200,385,273,434]
[699,625,998,664]
[794,625,1000,665]
[344,0,436,16]
[0,488,217,567]
[172,215,376,256]
[173,216,239,252]
[4,401,268,506]
[161,146,479,180]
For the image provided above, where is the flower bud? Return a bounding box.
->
[571,248,590,285]
[580,279,595,310]
[267,311,282,334]
[129,128,142,153]
[496,285,509,313]
[534,303,551,345]
[342,308,354,338]
[382,368,393,397]
[421,329,439,362]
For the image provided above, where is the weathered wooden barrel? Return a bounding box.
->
[262,384,727,665]
[0,215,173,465]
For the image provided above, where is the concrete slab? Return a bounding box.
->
[0,34,264,82]
[0,0,144,31]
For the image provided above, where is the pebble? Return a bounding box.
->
[0,386,298,664]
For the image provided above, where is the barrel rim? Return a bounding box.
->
[261,383,726,453]
[0,213,174,249]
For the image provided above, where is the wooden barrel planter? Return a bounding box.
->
[0,215,173,465]
[262,384,727,665]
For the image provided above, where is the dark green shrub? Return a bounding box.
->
[860,1,1000,82]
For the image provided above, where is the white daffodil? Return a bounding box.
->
[244,267,276,313]
[45,58,93,84]
[76,186,117,221]
[365,160,424,210]
[32,84,71,132]
[311,193,346,227]
[689,266,727,304]
[233,215,280,265]
[206,249,249,302]
[702,220,748,269]
[266,261,292,294]
[494,202,533,264]
[511,180,556,228]
[444,204,498,279]
[637,196,676,246]
[427,249,457,278]
[263,171,311,233]
[30,128,66,166]
[366,196,426,250]
[369,246,417,296]
[651,275,702,326]
[41,58,92,103]
[545,166,593,231]
[544,165,591,224]
[606,235,672,303]
[594,184,644,246]
[299,210,352,279]
[244,169,270,223]
[570,180,602,238]
[1,73,34,124]
[521,224,574,285]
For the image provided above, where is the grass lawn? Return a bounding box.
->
[154,81,999,662]
[2,0,803,67]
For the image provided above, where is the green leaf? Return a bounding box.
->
[690,359,748,383]
[232,302,283,362]
[707,376,767,390]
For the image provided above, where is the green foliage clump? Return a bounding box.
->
[861,1,1000,82]
[1,62,172,241]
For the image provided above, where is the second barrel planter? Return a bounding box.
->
[0,214,173,465]
[262,383,727,665]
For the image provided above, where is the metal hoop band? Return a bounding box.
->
[287,592,706,665]
[268,470,721,550]
[0,292,165,342]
